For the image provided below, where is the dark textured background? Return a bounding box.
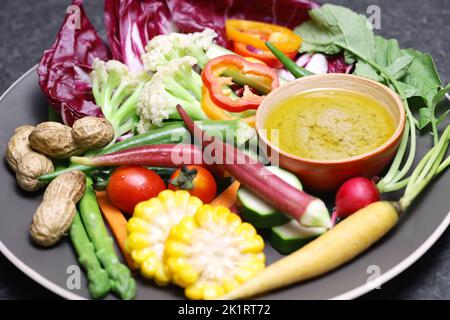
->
[0,0,449,300]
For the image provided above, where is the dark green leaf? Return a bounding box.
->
[418,107,432,129]
[294,20,341,54]
[353,61,382,81]
[401,49,442,106]
[295,4,375,60]
[385,55,413,80]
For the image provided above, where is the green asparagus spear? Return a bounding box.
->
[70,212,111,298]
[78,178,136,300]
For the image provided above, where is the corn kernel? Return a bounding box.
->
[174,190,191,209]
[174,266,199,287]
[148,197,164,213]
[203,282,225,300]
[170,224,192,243]
[255,252,266,263]
[131,247,155,265]
[127,217,150,234]
[239,235,265,253]
[179,216,196,232]
[195,205,214,226]
[186,196,203,215]
[165,239,188,257]
[133,201,156,222]
[155,263,171,286]
[158,190,175,211]
[235,269,256,283]
[185,283,204,300]
[166,256,188,272]
[127,233,152,250]
[213,206,230,224]
[226,213,242,231]
[141,256,159,278]
[222,277,240,293]
[234,222,256,239]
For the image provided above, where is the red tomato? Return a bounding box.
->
[106,166,166,214]
[168,165,217,203]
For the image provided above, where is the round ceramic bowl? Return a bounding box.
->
[256,73,406,193]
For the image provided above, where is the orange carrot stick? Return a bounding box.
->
[210,181,241,208]
[96,191,137,271]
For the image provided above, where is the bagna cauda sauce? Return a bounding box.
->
[264,89,396,161]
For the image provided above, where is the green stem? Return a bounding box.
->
[431,115,439,145]
[110,84,143,129]
[109,82,129,114]
[338,44,417,192]
[379,178,409,193]
[377,121,410,190]
[437,156,450,174]
[400,126,450,210]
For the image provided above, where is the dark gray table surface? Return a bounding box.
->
[0,0,449,300]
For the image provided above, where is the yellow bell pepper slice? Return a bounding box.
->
[201,86,255,127]
[225,19,302,53]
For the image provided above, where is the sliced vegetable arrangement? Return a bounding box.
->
[3,0,450,301]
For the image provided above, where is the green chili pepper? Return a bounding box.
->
[265,41,314,78]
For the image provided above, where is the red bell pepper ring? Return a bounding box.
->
[201,54,279,113]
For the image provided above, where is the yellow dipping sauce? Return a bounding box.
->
[264,89,396,160]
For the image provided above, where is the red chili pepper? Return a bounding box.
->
[201,54,279,113]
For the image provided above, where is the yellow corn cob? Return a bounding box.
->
[126,190,203,285]
[165,204,265,300]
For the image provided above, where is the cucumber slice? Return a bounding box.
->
[237,166,302,228]
[269,220,327,255]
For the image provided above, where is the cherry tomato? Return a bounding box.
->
[106,166,166,214]
[168,165,217,203]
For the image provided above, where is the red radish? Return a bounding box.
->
[332,177,381,224]
[176,105,331,229]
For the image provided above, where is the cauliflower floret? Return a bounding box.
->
[137,56,207,130]
[142,28,217,72]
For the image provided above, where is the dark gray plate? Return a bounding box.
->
[1,67,449,300]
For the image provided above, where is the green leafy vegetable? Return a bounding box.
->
[294,4,450,192]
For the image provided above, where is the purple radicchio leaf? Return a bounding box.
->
[104,0,173,74]
[37,0,111,126]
